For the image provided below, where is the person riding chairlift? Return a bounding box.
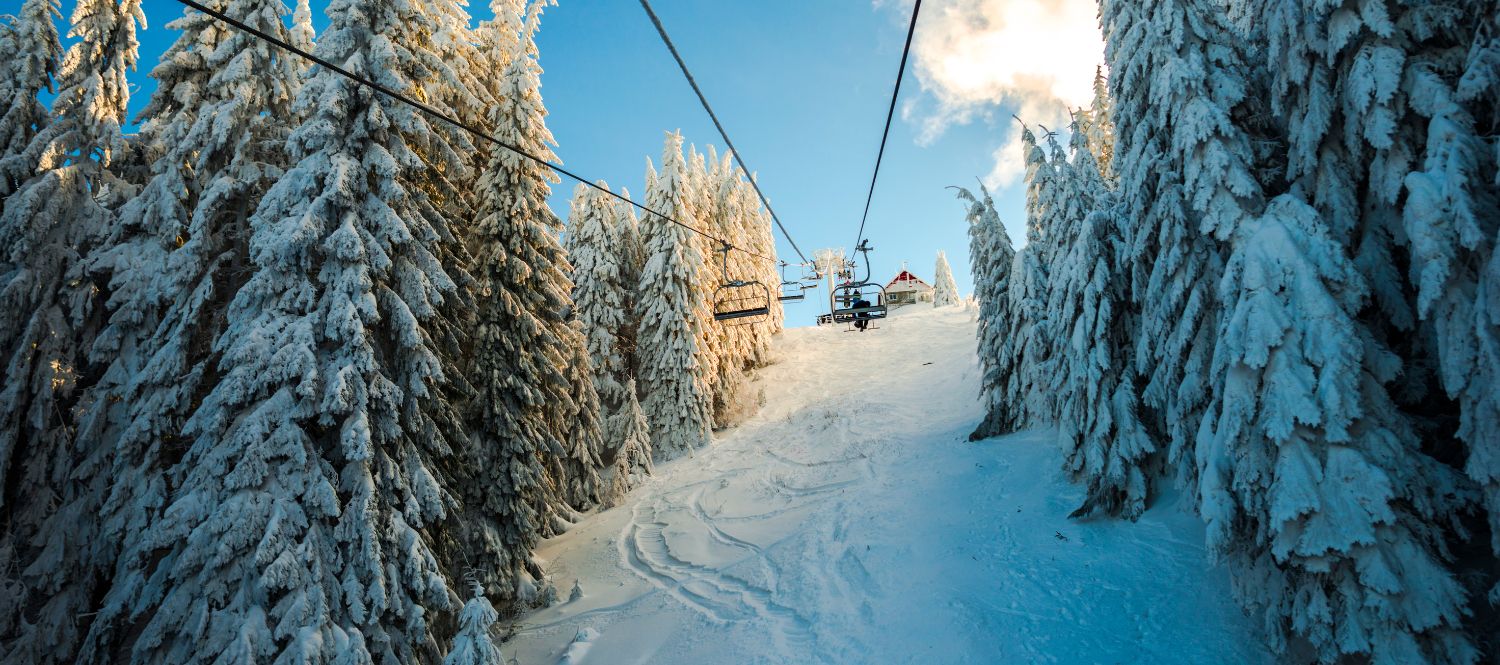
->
[851,290,872,332]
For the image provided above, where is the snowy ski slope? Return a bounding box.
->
[507,306,1271,664]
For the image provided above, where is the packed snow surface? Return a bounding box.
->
[507,306,1270,664]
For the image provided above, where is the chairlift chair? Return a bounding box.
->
[778,261,813,302]
[829,240,889,324]
[713,243,772,323]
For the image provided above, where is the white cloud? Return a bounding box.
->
[880,0,1104,186]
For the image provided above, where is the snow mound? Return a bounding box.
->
[506,307,1270,664]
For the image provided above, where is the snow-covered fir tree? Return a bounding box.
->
[1199,0,1495,658]
[458,0,602,613]
[1199,195,1476,662]
[614,186,647,311]
[685,146,728,426]
[611,186,646,373]
[954,184,1017,442]
[1255,0,1500,605]
[1043,127,1153,519]
[1007,124,1055,428]
[1099,0,1262,491]
[932,250,961,307]
[116,0,484,659]
[442,582,505,665]
[960,141,1040,441]
[0,0,141,661]
[611,379,654,501]
[1081,67,1115,183]
[74,0,306,659]
[0,0,60,200]
[289,0,313,51]
[566,183,651,501]
[637,132,712,460]
[1451,2,1500,594]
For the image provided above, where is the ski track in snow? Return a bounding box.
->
[508,307,1271,665]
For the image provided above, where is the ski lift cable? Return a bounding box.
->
[637,0,810,266]
[851,0,922,256]
[172,0,778,265]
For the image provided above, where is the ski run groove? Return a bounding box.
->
[507,307,1272,664]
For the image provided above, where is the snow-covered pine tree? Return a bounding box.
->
[519,1,602,518]
[555,326,607,508]
[611,185,646,380]
[955,184,1017,441]
[0,1,140,660]
[119,0,484,659]
[1255,0,1500,605]
[74,0,306,659]
[422,0,503,257]
[1081,67,1115,183]
[613,379,653,499]
[638,132,712,460]
[1045,127,1154,519]
[932,250,960,307]
[442,581,505,665]
[1099,0,1264,491]
[1027,125,1079,423]
[615,186,646,307]
[685,145,726,426]
[1217,0,1496,655]
[1453,3,1500,591]
[289,0,313,51]
[733,162,780,402]
[458,0,602,611]
[1009,123,1054,427]
[0,0,59,200]
[565,183,648,501]
[1199,195,1476,663]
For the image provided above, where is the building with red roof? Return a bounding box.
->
[885,267,934,307]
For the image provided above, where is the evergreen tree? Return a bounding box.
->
[932,250,960,307]
[1010,124,1055,427]
[1100,0,1263,491]
[458,0,600,613]
[1045,128,1153,519]
[611,378,653,502]
[0,0,141,660]
[76,0,305,658]
[1250,0,1500,608]
[0,0,60,199]
[1454,3,1500,593]
[1210,0,1495,657]
[954,184,1016,442]
[120,0,477,659]
[565,183,648,501]
[637,132,712,460]
[442,582,505,665]
[289,0,313,51]
[1199,195,1476,663]
[686,146,726,426]
[611,186,646,375]
[1081,67,1115,182]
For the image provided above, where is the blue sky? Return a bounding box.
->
[120,0,1103,326]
